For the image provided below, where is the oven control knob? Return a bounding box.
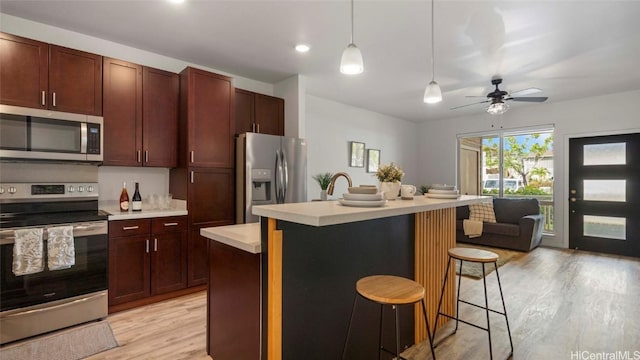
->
[68,186,75,193]
[78,186,85,192]
[87,186,95,192]
[0,187,5,194]
[8,186,17,194]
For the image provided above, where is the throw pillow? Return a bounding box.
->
[468,202,497,223]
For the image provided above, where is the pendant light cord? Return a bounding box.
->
[350,0,355,44]
[430,0,435,82]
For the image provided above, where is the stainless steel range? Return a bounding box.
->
[0,182,108,344]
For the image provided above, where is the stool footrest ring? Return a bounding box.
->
[458,299,508,316]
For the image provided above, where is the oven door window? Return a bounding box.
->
[0,114,82,153]
[0,230,107,312]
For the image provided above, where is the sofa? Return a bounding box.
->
[456,198,545,252]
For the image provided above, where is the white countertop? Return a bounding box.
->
[100,200,188,220]
[252,195,490,227]
[201,223,261,254]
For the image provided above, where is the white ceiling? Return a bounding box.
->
[2,0,640,122]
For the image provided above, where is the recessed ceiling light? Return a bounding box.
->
[168,0,185,4]
[295,44,310,53]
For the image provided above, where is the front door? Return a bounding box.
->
[568,133,640,257]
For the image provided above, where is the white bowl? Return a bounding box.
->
[348,187,377,194]
[430,184,457,191]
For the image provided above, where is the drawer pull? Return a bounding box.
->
[122,226,139,231]
[163,222,179,227]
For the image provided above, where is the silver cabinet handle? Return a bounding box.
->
[252,123,256,132]
[137,150,141,163]
[52,92,56,107]
[145,151,148,163]
[123,226,139,231]
[145,239,149,253]
[41,91,46,106]
[190,151,194,163]
[256,123,260,133]
[164,222,178,227]
[190,171,194,184]
[154,238,158,252]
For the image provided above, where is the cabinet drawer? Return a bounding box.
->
[109,219,151,237]
[152,216,187,234]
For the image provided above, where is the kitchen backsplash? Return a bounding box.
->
[98,166,169,202]
[0,162,98,182]
[0,163,169,202]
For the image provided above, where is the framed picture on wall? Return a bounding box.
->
[366,149,380,173]
[349,141,365,167]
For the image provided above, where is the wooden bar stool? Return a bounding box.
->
[433,247,513,360]
[342,275,436,360]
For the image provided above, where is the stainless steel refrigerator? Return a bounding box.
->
[236,133,307,223]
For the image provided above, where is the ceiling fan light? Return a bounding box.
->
[423,80,442,104]
[487,100,509,115]
[340,44,364,75]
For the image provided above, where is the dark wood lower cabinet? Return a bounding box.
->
[188,228,209,287]
[109,216,195,312]
[208,240,261,360]
[109,233,150,305]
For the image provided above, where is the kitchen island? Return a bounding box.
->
[202,195,489,360]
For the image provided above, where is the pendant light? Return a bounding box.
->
[423,0,442,103]
[340,0,364,75]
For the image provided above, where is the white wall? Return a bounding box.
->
[274,75,306,138]
[417,89,640,248]
[305,95,419,200]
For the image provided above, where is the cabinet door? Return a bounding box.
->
[184,68,234,168]
[151,231,187,294]
[187,167,235,226]
[188,228,209,287]
[255,93,284,136]
[143,67,179,167]
[108,234,150,305]
[0,32,48,109]
[234,88,255,135]
[102,57,143,166]
[49,45,102,115]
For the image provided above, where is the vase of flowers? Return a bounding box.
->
[313,172,333,201]
[376,163,404,200]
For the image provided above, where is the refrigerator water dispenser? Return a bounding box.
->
[251,169,271,202]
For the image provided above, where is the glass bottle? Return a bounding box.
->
[119,182,129,212]
[132,182,142,212]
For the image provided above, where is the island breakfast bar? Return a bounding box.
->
[252,195,489,359]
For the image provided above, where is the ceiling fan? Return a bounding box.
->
[451,78,548,115]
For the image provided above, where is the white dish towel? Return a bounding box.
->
[47,225,75,270]
[13,228,44,276]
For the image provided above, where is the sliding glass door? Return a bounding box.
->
[459,127,554,232]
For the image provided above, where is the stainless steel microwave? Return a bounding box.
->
[0,105,103,163]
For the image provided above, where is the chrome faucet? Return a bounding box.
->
[327,172,353,196]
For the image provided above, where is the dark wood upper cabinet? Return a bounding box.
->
[234,88,284,136]
[0,33,102,115]
[235,89,255,135]
[0,32,48,109]
[49,45,103,115]
[143,67,179,168]
[102,57,143,167]
[254,93,284,136]
[180,67,234,168]
[103,58,178,168]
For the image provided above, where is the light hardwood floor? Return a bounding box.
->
[90,247,640,359]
